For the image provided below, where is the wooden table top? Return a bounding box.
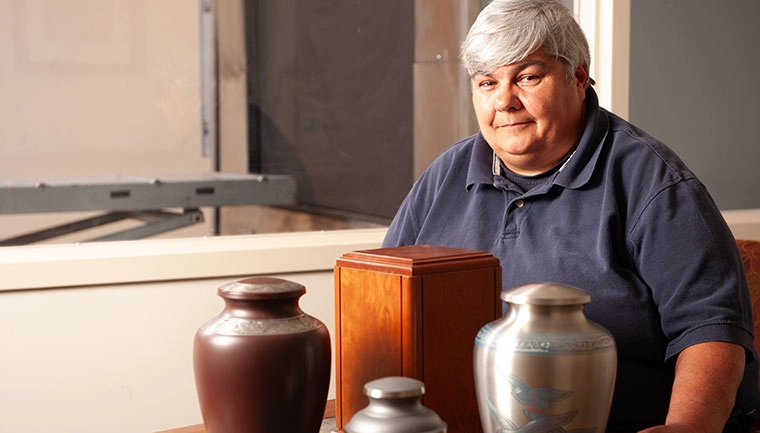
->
[155,400,337,433]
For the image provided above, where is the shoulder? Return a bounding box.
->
[605,111,695,182]
[414,133,482,186]
[592,110,706,214]
[428,134,479,169]
[591,111,721,235]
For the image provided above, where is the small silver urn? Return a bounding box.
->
[344,376,447,433]
[473,283,617,433]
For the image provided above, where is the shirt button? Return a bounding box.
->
[515,200,525,208]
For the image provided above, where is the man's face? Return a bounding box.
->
[471,50,588,175]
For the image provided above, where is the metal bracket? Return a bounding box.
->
[0,208,205,246]
[0,173,296,245]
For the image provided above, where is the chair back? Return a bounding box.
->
[737,240,760,359]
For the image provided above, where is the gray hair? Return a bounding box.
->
[460,0,591,85]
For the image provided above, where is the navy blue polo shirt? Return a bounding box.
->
[383,89,759,431]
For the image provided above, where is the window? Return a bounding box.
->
[0,0,487,246]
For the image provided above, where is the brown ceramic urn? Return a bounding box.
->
[193,276,331,433]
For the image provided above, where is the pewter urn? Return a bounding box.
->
[344,376,447,433]
[473,283,617,433]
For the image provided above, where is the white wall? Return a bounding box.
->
[0,228,387,433]
[724,209,760,241]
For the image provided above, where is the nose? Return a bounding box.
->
[494,85,519,112]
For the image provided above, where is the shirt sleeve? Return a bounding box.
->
[628,177,755,362]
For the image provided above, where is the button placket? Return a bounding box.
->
[502,196,527,238]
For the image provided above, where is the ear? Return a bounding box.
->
[574,64,589,99]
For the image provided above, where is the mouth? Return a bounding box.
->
[496,121,531,129]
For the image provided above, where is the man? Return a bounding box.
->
[382,0,759,431]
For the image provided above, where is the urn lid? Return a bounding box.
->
[217,276,306,300]
[363,376,425,399]
[502,282,591,306]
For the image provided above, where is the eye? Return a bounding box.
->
[517,74,540,86]
[478,80,496,89]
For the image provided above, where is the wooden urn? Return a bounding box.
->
[333,245,502,433]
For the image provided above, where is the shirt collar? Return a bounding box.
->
[465,133,496,190]
[553,87,608,189]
